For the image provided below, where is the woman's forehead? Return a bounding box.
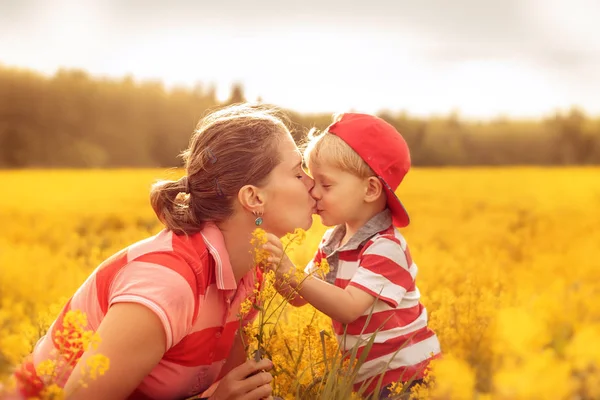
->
[278,135,302,161]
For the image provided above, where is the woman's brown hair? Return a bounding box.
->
[150,103,289,235]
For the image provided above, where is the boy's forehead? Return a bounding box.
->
[308,160,338,177]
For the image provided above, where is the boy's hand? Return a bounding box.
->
[260,233,309,307]
[262,233,295,279]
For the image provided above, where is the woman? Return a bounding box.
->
[25,104,316,400]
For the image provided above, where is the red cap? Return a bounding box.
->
[326,113,411,227]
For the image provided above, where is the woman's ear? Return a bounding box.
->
[238,184,266,213]
[364,177,384,203]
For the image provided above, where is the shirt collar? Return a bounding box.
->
[321,209,393,255]
[199,222,237,290]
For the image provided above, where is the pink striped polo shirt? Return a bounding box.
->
[305,209,441,393]
[31,222,262,400]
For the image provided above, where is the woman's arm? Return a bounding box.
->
[200,329,257,398]
[220,329,249,378]
[64,303,274,400]
[63,302,166,400]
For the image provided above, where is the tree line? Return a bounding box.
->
[1,65,599,168]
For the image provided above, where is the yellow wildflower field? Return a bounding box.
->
[1,168,599,399]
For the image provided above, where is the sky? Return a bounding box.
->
[1,0,599,119]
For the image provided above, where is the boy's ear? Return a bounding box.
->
[364,177,384,203]
[238,184,265,213]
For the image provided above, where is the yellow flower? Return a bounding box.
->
[40,383,65,400]
[3,168,600,399]
[387,381,404,396]
[283,228,306,247]
[493,349,574,399]
[294,263,306,286]
[315,259,330,279]
[258,270,277,305]
[35,359,57,379]
[239,298,253,317]
[84,354,110,380]
[54,310,94,360]
[62,309,88,331]
[565,323,600,371]
[426,355,475,399]
[250,228,270,266]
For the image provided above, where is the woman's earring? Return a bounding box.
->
[253,211,263,226]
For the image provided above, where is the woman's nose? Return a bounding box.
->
[304,175,315,191]
[309,185,320,200]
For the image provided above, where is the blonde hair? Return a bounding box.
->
[150,103,289,235]
[303,114,375,179]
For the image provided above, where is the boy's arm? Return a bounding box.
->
[263,234,375,322]
[273,279,308,307]
[293,275,376,324]
[264,234,414,325]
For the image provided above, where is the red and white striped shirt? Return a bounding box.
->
[31,222,262,400]
[305,209,441,393]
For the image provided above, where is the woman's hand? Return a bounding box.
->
[209,358,274,400]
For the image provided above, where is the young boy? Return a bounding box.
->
[263,113,441,398]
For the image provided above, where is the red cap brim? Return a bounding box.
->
[379,177,410,228]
